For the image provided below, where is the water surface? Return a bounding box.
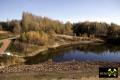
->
[25,44,120,64]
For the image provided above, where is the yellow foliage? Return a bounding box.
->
[23,31,48,45]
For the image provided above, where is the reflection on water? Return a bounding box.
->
[25,44,120,64]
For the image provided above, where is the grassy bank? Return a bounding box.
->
[26,34,104,57]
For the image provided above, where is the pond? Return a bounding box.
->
[25,44,120,64]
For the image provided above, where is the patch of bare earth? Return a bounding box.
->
[0,39,11,54]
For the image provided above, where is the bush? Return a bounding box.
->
[21,31,48,45]
[13,40,27,52]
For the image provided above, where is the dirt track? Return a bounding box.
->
[0,39,11,54]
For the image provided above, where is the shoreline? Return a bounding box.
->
[23,39,105,57]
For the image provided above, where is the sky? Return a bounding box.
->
[0,0,120,24]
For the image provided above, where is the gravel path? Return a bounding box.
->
[0,61,120,80]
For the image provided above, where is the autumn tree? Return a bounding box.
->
[107,23,120,38]
[8,20,21,34]
[64,21,73,35]
[72,21,109,37]
[21,12,71,35]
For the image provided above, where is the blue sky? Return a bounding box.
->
[0,0,120,24]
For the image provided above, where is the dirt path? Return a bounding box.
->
[0,39,11,54]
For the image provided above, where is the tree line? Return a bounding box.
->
[0,12,120,45]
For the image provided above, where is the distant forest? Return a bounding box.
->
[0,12,120,44]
